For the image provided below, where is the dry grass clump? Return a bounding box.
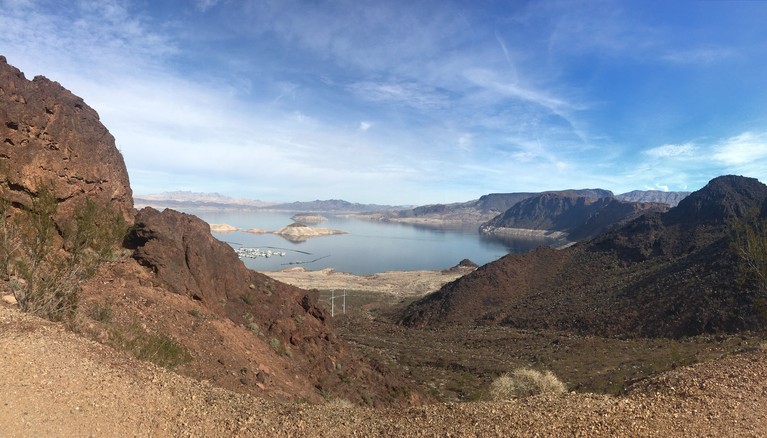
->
[489,367,566,400]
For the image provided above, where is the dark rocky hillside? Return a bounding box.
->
[401,175,767,338]
[479,192,667,240]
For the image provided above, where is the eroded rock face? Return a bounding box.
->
[0,56,133,222]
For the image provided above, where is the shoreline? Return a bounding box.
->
[259,265,476,297]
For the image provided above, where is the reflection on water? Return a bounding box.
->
[181,209,560,275]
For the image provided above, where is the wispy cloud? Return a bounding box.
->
[662,47,736,65]
[348,81,449,110]
[712,132,767,165]
[644,143,696,158]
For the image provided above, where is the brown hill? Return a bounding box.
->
[401,175,767,338]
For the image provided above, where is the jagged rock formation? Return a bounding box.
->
[402,175,767,338]
[616,190,690,207]
[0,56,133,223]
[480,193,668,241]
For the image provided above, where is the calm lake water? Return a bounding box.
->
[181,209,557,275]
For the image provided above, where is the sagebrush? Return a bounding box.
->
[488,367,566,400]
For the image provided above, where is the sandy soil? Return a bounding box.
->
[260,266,473,298]
[2,303,767,436]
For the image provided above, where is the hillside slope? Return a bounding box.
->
[0,56,415,405]
[2,304,766,436]
[402,175,767,338]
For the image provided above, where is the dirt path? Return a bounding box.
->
[2,304,767,436]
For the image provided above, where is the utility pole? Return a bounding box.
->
[331,290,335,317]
[343,290,346,314]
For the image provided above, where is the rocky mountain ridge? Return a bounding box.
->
[480,192,668,241]
[402,175,767,338]
[357,189,688,228]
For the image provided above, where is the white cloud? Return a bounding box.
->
[644,143,696,158]
[712,132,767,165]
[358,121,372,132]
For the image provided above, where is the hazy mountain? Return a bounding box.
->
[616,190,690,207]
[134,191,275,209]
[267,199,404,212]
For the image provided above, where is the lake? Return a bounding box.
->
[181,209,558,275]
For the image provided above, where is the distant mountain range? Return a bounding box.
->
[134,192,405,212]
[134,191,276,209]
[136,189,691,232]
[355,189,689,229]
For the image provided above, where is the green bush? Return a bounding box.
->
[488,367,566,400]
[109,323,192,369]
[0,178,128,322]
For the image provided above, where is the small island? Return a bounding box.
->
[208,223,239,233]
[206,221,348,241]
[273,222,348,242]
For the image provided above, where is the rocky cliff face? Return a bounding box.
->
[0,56,133,223]
[480,192,666,241]
[402,175,767,338]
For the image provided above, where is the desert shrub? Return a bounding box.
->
[0,179,128,322]
[109,323,192,369]
[326,398,356,409]
[88,301,113,323]
[733,218,767,323]
[488,367,566,400]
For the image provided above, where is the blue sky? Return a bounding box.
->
[2,0,767,205]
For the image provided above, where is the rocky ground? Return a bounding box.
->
[2,303,767,436]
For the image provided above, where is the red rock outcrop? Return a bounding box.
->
[127,207,417,404]
[0,56,133,223]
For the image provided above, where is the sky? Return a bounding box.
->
[2,0,767,205]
